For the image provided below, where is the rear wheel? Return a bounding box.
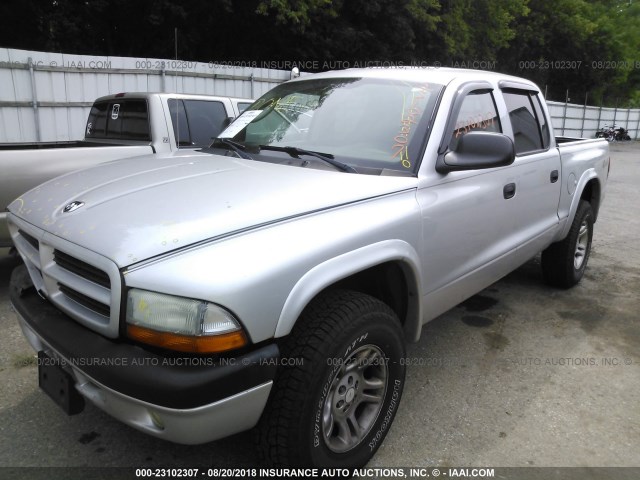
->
[256,290,406,469]
[541,200,594,288]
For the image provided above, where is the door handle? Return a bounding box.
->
[503,183,516,199]
[550,170,559,183]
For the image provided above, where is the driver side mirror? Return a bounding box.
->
[436,132,515,174]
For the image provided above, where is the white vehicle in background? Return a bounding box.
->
[0,92,253,247]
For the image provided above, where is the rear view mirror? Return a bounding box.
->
[436,132,515,174]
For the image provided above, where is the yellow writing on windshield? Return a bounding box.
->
[392,85,430,169]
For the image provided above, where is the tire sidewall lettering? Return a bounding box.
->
[313,331,371,450]
[368,378,402,452]
[309,322,405,467]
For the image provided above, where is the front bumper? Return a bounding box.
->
[10,265,279,444]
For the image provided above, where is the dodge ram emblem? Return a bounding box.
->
[62,201,85,213]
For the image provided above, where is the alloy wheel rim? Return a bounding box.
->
[574,220,589,269]
[322,344,388,453]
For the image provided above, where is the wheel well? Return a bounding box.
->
[580,179,601,222]
[322,261,419,340]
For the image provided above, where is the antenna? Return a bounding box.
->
[173,27,181,148]
[174,27,178,92]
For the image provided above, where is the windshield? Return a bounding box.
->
[216,77,443,174]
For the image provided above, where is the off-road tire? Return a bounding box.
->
[256,290,406,469]
[541,200,594,288]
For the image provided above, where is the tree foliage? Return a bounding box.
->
[0,0,637,104]
[499,0,640,104]
[437,0,529,61]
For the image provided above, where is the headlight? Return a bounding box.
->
[126,289,248,353]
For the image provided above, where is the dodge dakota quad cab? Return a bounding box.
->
[0,92,253,247]
[8,68,609,469]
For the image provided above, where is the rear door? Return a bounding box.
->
[497,84,562,257]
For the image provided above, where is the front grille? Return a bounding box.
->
[59,284,111,318]
[8,215,122,338]
[54,250,111,288]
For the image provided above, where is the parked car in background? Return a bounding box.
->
[0,93,253,247]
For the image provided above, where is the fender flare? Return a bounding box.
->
[559,168,599,240]
[274,239,424,341]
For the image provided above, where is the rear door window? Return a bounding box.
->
[502,90,547,154]
[532,94,550,149]
[169,99,228,147]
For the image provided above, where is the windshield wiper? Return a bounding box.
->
[258,145,357,173]
[210,138,253,160]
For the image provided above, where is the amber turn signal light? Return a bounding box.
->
[127,324,248,354]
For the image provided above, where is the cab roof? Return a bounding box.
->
[290,67,540,92]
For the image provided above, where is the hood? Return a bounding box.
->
[8,152,416,267]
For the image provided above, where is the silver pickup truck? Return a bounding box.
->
[8,68,609,469]
[0,93,253,247]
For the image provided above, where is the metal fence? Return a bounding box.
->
[546,100,640,140]
[2,47,639,143]
[0,48,295,143]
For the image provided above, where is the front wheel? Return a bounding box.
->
[541,200,594,288]
[256,290,406,469]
